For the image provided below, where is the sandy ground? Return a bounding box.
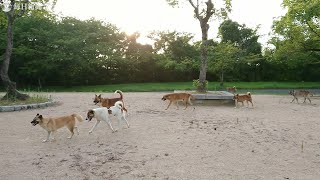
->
[1,92,320,180]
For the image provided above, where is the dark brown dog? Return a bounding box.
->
[227,86,237,94]
[93,90,127,112]
[233,92,253,108]
[289,90,314,103]
[162,93,194,110]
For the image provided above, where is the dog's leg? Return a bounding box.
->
[106,120,116,132]
[116,115,122,131]
[290,97,295,103]
[175,101,179,110]
[165,101,172,110]
[67,127,74,139]
[122,116,130,128]
[50,131,56,141]
[74,126,79,135]
[43,131,51,142]
[307,97,311,103]
[89,121,100,134]
[184,100,188,110]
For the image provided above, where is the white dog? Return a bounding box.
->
[86,101,129,134]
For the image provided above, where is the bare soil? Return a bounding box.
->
[0,92,320,180]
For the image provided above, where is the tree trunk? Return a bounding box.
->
[220,71,224,87]
[197,21,209,93]
[0,10,29,100]
[187,0,213,93]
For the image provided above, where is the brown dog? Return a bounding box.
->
[227,86,237,94]
[31,113,83,142]
[162,93,194,110]
[233,92,253,108]
[93,90,127,112]
[289,90,314,103]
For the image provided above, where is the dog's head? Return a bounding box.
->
[233,94,239,100]
[31,113,42,126]
[161,95,168,101]
[86,109,95,121]
[93,94,102,105]
[289,90,294,96]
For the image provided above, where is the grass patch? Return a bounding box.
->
[37,81,320,92]
[0,93,51,106]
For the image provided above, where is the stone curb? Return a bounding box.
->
[0,101,58,112]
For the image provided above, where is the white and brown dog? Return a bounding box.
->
[86,101,129,134]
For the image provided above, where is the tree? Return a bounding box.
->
[166,0,231,92]
[148,31,199,81]
[270,0,320,64]
[218,19,263,81]
[268,0,320,81]
[207,42,240,86]
[10,16,127,86]
[0,0,56,100]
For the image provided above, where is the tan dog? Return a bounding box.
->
[233,92,253,108]
[162,93,194,110]
[31,113,83,142]
[289,90,314,103]
[93,90,127,112]
[227,86,237,94]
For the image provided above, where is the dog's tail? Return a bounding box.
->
[115,90,123,99]
[72,114,84,122]
[188,94,195,105]
[247,92,251,96]
[115,101,124,109]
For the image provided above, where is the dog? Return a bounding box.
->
[31,113,83,142]
[93,90,127,112]
[289,90,314,103]
[86,101,129,134]
[227,86,237,94]
[233,92,253,108]
[161,92,194,110]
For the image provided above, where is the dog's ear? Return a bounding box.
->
[98,94,102,97]
[95,94,97,97]
[36,113,39,116]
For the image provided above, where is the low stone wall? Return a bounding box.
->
[174,90,235,106]
[0,101,57,112]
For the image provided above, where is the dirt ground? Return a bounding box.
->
[0,92,320,180]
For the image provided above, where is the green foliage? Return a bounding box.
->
[219,19,262,55]
[267,0,320,81]
[270,0,320,65]
[1,1,320,88]
[0,93,50,106]
[192,79,208,90]
[17,81,320,93]
[214,19,263,82]
[207,42,241,77]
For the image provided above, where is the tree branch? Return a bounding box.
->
[188,0,200,20]
[203,0,214,22]
[306,21,320,38]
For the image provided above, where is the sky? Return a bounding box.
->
[54,0,286,47]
